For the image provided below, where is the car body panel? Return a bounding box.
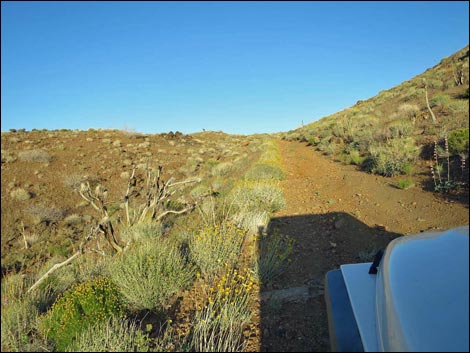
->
[325,225,469,352]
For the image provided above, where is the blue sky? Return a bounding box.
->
[1,1,469,135]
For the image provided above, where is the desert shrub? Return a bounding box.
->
[39,276,124,351]
[64,214,82,226]
[428,79,443,89]
[210,162,235,177]
[63,174,86,189]
[253,233,294,287]
[18,149,52,163]
[388,120,414,138]
[447,128,469,155]
[1,149,17,163]
[26,205,65,224]
[109,240,195,311]
[348,149,365,165]
[398,103,420,119]
[319,141,338,156]
[189,222,247,278]
[430,93,451,109]
[396,178,414,190]
[1,274,50,352]
[306,136,320,145]
[244,163,284,180]
[10,188,32,201]
[190,267,257,352]
[367,138,421,177]
[231,210,270,234]
[448,99,469,114]
[65,316,152,352]
[119,222,163,243]
[230,181,285,214]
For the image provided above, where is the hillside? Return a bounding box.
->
[282,45,469,198]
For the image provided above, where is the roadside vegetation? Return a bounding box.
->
[1,130,291,352]
[281,45,469,196]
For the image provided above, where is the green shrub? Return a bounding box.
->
[307,136,320,146]
[211,162,235,177]
[367,138,421,177]
[191,267,256,352]
[447,128,469,155]
[120,222,162,243]
[109,240,195,311]
[231,181,285,214]
[39,276,124,351]
[430,93,451,109]
[245,163,284,180]
[396,178,415,190]
[388,120,414,138]
[253,233,294,286]
[1,274,50,352]
[66,316,153,352]
[189,222,247,278]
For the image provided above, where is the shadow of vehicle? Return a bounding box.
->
[257,212,401,352]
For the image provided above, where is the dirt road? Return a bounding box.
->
[258,140,469,352]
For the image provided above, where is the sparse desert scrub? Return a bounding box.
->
[1,274,49,352]
[387,119,414,138]
[252,232,294,287]
[366,137,421,177]
[231,210,270,234]
[211,161,235,177]
[26,205,65,225]
[18,149,52,163]
[119,222,162,243]
[396,178,415,190]
[10,187,32,201]
[245,163,284,180]
[108,239,195,311]
[63,214,82,226]
[230,181,286,214]
[190,266,257,352]
[398,102,420,119]
[65,316,153,352]
[189,222,247,278]
[1,149,17,163]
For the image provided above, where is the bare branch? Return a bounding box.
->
[27,251,81,294]
[155,204,196,222]
[423,79,437,123]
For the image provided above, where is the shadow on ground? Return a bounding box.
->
[258,212,402,352]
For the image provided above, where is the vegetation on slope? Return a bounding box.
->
[282,45,469,193]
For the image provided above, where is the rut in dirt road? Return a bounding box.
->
[258,140,469,352]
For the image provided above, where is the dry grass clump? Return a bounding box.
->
[191,266,257,352]
[1,274,49,352]
[189,222,247,278]
[26,205,65,225]
[1,149,17,163]
[211,162,235,177]
[65,316,153,352]
[18,149,52,163]
[109,239,195,311]
[10,188,32,201]
[64,214,83,226]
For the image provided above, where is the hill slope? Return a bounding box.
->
[282,45,469,196]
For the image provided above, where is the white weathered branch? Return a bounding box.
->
[27,251,81,294]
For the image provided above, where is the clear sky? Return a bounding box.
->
[1,1,469,135]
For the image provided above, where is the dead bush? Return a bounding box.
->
[18,149,52,163]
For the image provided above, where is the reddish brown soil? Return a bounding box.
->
[258,140,469,352]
